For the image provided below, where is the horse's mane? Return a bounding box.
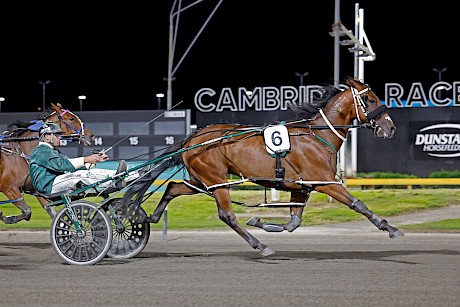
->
[4,120,34,137]
[289,84,341,120]
[290,77,364,120]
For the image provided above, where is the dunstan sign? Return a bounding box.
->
[411,122,460,159]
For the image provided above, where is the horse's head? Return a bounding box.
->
[43,103,95,145]
[346,77,396,139]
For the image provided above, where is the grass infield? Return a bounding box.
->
[0,188,459,232]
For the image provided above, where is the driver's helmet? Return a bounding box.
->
[39,122,63,139]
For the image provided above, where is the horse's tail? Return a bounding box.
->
[120,140,186,205]
[147,141,185,181]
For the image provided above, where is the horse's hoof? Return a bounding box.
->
[2,215,18,224]
[260,247,275,257]
[286,214,302,232]
[389,228,405,238]
[247,216,260,227]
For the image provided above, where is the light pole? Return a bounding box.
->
[166,0,224,110]
[39,80,50,111]
[433,67,447,100]
[0,97,4,112]
[433,67,447,81]
[295,72,309,86]
[78,95,86,111]
[156,93,164,110]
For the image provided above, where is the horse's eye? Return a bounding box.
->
[69,118,75,121]
[363,94,377,105]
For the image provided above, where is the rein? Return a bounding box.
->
[97,101,184,157]
[0,135,39,142]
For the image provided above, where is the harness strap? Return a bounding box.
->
[58,109,87,135]
[0,144,30,159]
[274,153,285,190]
[206,178,250,191]
[351,87,371,124]
[318,109,346,141]
[313,134,337,153]
[367,105,387,120]
[295,180,342,185]
[0,195,24,204]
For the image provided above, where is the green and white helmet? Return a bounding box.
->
[39,122,63,139]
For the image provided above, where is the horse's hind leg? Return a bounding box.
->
[315,184,405,238]
[149,180,274,256]
[213,188,274,257]
[147,181,199,223]
[0,189,31,224]
[247,190,308,233]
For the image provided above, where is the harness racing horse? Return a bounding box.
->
[129,77,404,257]
[0,103,95,224]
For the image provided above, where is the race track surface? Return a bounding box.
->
[1,229,459,307]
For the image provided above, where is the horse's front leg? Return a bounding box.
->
[247,190,308,232]
[315,184,405,238]
[213,188,274,257]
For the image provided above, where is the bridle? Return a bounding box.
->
[44,109,90,145]
[350,86,388,128]
[318,84,389,142]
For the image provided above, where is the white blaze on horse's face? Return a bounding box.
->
[384,115,394,124]
[374,113,396,139]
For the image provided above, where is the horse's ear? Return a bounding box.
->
[50,103,62,111]
[344,76,353,86]
[345,76,361,88]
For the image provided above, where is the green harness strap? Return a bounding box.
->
[314,134,337,154]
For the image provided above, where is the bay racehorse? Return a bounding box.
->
[127,77,404,256]
[0,103,95,224]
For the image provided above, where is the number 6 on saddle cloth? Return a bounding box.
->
[263,124,290,189]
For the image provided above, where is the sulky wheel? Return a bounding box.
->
[106,203,150,259]
[50,200,112,265]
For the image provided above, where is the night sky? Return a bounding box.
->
[0,1,455,120]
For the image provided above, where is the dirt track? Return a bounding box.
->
[1,228,460,307]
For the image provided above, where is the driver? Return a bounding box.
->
[29,122,128,194]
